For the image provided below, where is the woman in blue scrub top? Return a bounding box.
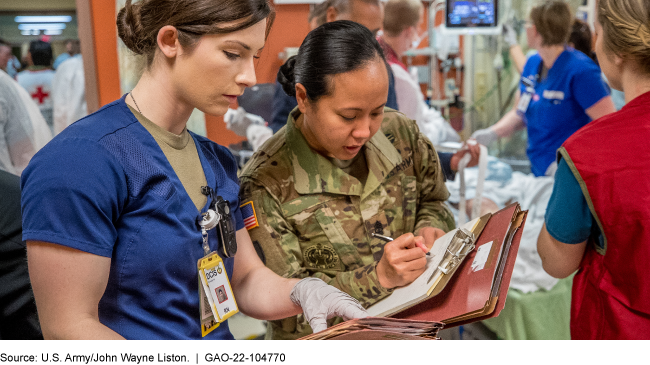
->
[21,0,367,340]
[472,1,616,177]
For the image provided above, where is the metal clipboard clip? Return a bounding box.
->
[436,228,476,275]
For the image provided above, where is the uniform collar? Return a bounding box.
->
[286,108,402,198]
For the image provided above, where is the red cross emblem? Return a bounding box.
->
[31,86,50,104]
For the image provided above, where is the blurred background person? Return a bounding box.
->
[378,0,460,146]
[16,40,55,135]
[0,68,52,175]
[324,0,382,34]
[53,39,80,70]
[538,0,650,339]
[308,0,330,31]
[377,0,481,182]
[52,53,87,135]
[0,169,42,339]
[569,18,626,112]
[0,38,12,73]
[568,19,596,62]
[567,18,625,110]
[0,38,22,80]
[472,1,615,177]
[4,56,22,80]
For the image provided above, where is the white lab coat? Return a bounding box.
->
[52,55,87,135]
[16,68,55,134]
[0,71,52,175]
[391,63,460,145]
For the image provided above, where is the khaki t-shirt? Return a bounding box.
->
[128,105,207,211]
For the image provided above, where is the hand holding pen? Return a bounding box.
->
[372,233,430,256]
[372,232,432,289]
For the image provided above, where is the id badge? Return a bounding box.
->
[517,87,534,116]
[198,252,238,336]
[199,276,219,337]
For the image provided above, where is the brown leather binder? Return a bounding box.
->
[393,203,527,326]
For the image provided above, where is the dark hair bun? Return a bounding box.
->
[116,1,147,55]
[277,56,297,97]
[279,21,387,102]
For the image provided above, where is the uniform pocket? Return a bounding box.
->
[361,175,418,262]
[313,206,363,268]
[286,200,365,272]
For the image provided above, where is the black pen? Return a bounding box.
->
[371,233,430,256]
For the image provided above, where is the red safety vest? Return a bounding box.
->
[560,91,650,339]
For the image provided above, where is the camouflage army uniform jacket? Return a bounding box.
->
[239,108,455,339]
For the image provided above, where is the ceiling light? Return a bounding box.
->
[18,23,66,31]
[20,30,41,36]
[44,29,63,35]
[15,16,72,23]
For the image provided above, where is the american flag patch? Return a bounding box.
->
[240,201,259,230]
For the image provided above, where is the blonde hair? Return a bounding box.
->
[382,0,422,37]
[598,0,650,74]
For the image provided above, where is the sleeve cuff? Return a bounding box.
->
[22,230,114,257]
[544,220,588,245]
[327,263,393,308]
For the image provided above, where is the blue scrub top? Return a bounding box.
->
[520,48,609,176]
[21,95,244,340]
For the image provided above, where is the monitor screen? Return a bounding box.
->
[446,0,498,28]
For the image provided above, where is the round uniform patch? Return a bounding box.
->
[304,244,340,269]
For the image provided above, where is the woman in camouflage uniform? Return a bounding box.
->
[239,21,454,339]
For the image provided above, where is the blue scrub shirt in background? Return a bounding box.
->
[520,49,609,176]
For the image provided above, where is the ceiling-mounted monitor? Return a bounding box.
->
[442,0,500,35]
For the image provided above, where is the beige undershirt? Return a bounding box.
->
[328,151,369,185]
[128,105,207,211]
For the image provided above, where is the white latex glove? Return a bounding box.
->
[246,124,273,151]
[290,277,368,334]
[224,107,266,137]
[502,23,518,47]
[471,128,499,146]
[545,161,558,177]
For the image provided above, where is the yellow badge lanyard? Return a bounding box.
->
[197,187,239,337]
